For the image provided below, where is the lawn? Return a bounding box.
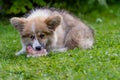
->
[0,5,120,80]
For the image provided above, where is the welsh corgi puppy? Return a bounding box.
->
[10,8,94,56]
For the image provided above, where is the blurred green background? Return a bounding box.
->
[0,0,120,17]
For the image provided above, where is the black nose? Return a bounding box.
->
[35,46,42,51]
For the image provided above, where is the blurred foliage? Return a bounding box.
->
[0,0,119,16]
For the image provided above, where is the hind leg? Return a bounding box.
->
[65,26,94,49]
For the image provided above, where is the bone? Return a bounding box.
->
[26,46,48,57]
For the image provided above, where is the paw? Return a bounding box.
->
[15,52,21,56]
[15,50,25,56]
[52,48,67,52]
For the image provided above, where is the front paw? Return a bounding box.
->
[15,52,22,56]
[15,51,25,56]
[52,48,67,52]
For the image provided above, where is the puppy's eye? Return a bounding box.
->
[40,34,45,39]
[30,35,35,39]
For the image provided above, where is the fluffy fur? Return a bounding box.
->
[10,8,94,56]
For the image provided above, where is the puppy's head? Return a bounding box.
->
[10,15,61,51]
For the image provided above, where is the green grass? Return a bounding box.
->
[0,5,120,80]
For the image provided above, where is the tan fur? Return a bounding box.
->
[10,8,94,55]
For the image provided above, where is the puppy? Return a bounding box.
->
[10,8,94,56]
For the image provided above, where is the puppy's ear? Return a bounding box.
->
[10,17,27,32]
[45,15,61,31]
